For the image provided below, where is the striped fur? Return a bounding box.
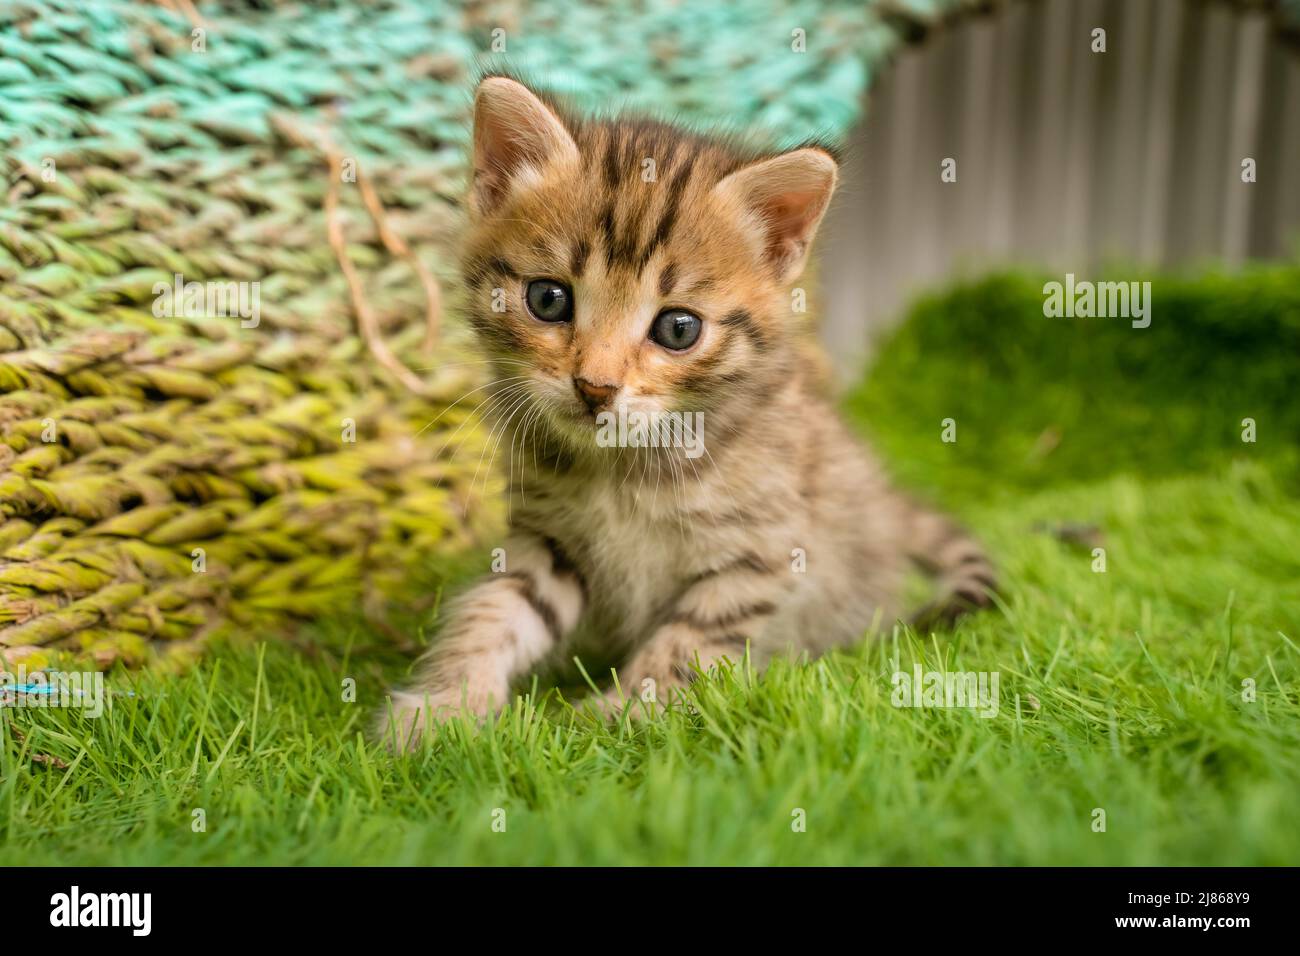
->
[378,77,995,748]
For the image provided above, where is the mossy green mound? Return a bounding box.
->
[847,265,1300,505]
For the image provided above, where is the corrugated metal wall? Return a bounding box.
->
[819,0,1300,377]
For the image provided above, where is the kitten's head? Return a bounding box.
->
[461,75,837,459]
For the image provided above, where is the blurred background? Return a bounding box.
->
[821,0,1300,375]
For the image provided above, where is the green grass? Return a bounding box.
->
[3,267,1299,865]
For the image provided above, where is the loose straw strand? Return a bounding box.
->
[154,0,206,30]
[254,114,443,395]
[322,147,432,396]
[356,169,442,353]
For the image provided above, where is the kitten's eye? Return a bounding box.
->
[525,279,573,322]
[650,309,702,351]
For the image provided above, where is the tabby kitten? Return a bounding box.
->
[380,76,995,748]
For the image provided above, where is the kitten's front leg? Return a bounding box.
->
[380,532,584,750]
[601,550,789,716]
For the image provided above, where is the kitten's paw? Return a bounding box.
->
[377,686,501,752]
[909,586,996,633]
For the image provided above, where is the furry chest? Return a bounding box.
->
[565,485,707,639]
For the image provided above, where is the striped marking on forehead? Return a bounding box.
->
[588,125,704,278]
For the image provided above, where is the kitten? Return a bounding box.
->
[379,76,995,748]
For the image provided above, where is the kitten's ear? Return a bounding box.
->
[470,77,579,216]
[714,148,838,282]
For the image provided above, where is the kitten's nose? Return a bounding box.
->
[573,377,618,413]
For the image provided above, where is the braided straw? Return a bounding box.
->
[0,0,503,668]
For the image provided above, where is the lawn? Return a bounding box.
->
[3,267,1298,866]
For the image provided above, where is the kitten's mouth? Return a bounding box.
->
[559,401,602,423]
[541,399,606,442]
[545,398,634,454]
[566,399,624,425]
